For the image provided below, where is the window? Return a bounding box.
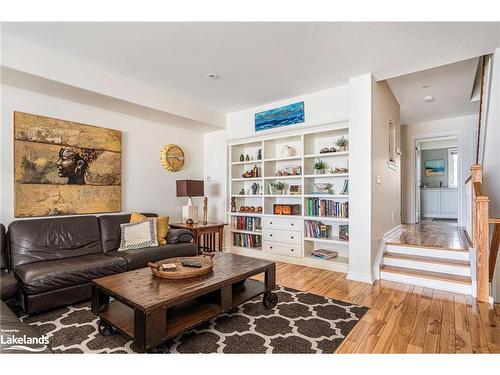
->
[448,148,458,188]
[389,120,396,163]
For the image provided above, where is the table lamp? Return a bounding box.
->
[176,180,204,223]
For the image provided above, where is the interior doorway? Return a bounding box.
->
[414,135,460,224]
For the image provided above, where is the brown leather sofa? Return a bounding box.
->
[7,214,197,315]
[1,224,53,354]
[0,224,17,309]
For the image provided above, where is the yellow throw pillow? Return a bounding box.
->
[156,216,169,246]
[129,212,169,246]
[130,211,147,223]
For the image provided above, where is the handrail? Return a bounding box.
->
[489,223,500,282]
[465,175,472,184]
[489,218,500,224]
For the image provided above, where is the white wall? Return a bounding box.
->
[371,80,401,265]
[481,48,500,302]
[205,85,349,223]
[347,75,374,282]
[1,85,205,225]
[401,114,478,224]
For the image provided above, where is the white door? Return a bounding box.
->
[415,144,422,223]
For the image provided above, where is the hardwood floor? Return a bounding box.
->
[386,221,470,251]
[253,262,500,353]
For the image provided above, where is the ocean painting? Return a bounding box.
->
[425,159,445,177]
[255,101,305,132]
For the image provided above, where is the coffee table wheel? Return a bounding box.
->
[97,319,116,336]
[262,291,278,309]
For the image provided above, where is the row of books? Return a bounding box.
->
[306,199,349,218]
[233,233,262,248]
[304,220,328,238]
[233,216,261,231]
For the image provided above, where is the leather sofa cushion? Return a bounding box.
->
[1,270,18,301]
[14,253,127,294]
[0,300,53,353]
[108,242,198,270]
[99,213,157,252]
[9,216,102,268]
[167,228,194,244]
[1,223,6,270]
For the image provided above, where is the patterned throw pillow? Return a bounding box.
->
[118,219,158,251]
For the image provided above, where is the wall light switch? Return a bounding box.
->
[376,175,382,185]
[206,176,212,182]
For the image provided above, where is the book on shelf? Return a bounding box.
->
[233,216,262,232]
[233,233,262,248]
[306,198,349,218]
[339,224,349,240]
[304,220,329,238]
[340,179,349,195]
[311,249,338,260]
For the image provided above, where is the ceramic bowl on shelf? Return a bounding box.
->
[313,183,331,190]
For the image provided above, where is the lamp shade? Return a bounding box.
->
[176,180,204,197]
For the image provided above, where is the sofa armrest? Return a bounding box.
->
[166,229,194,244]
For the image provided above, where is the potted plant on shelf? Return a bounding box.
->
[269,182,286,195]
[335,136,349,152]
[313,159,327,175]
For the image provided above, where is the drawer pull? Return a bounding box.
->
[270,234,273,237]
[270,246,273,249]
[291,236,294,239]
[291,249,294,252]
[291,223,294,226]
[270,221,273,224]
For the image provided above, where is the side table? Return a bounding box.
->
[169,222,227,252]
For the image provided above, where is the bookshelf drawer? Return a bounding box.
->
[263,217,301,230]
[264,229,302,244]
[263,241,302,258]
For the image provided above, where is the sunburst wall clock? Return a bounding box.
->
[160,144,185,172]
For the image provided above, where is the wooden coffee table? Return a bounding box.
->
[91,253,277,352]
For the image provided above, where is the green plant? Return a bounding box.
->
[313,159,327,171]
[335,136,349,147]
[270,181,285,190]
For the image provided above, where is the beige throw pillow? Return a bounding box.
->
[118,219,158,251]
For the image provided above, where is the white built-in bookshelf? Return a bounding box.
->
[227,123,350,272]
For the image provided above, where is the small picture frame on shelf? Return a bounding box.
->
[289,185,302,195]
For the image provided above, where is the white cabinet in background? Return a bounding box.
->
[421,189,458,219]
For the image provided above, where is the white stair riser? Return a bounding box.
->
[382,257,470,276]
[380,271,472,295]
[386,244,469,261]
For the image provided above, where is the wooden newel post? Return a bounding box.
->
[476,197,490,303]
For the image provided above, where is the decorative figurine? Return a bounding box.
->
[242,169,255,178]
[240,154,245,162]
[245,154,250,161]
[257,206,262,213]
[202,197,208,225]
[257,149,262,160]
[249,206,255,212]
[231,197,236,212]
[252,164,259,178]
[239,188,245,195]
[251,182,259,195]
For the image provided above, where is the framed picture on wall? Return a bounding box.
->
[424,159,445,176]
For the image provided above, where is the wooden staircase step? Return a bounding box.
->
[380,265,471,285]
[385,241,469,252]
[383,252,470,267]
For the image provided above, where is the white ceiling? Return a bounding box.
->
[388,58,480,124]
[2,22,500,112]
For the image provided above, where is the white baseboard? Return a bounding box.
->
[372,224,403,281]
[347,271,374,284]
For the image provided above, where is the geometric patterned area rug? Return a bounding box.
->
[21,286,368,354]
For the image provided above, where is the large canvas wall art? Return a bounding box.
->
[254,101,305,132]
[14,112,122,217]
